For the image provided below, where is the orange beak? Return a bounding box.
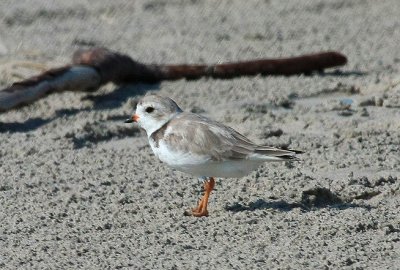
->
[132,114,139,122]
[124,114,139,123]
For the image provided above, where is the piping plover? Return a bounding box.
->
[125,94,302,217]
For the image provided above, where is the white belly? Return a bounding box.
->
[173,160,263,178]
[149,138,263,178]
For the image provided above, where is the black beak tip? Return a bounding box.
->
[124,119,133,123]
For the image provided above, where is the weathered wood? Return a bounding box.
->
[0,47,348,112]
[0,66,100,111]
[73,48,347,81]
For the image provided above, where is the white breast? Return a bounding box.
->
[149,137,209,167]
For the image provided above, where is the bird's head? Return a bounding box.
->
[125,94,183,135]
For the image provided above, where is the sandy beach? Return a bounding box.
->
[0,0,399,269]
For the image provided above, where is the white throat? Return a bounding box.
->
[142,112,180,137]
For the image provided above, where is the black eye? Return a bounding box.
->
[145,107,154,113]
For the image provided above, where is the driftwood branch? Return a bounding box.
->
[0,47,347,112]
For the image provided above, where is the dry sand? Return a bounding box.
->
[0,0,399,269]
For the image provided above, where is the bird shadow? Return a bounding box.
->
[225,187,373,213]
[225,198,371,213]
[225,199,303,212]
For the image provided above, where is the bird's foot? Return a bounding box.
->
[191,208,209,217]
[185,177,215,217]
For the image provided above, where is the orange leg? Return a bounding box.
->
[192,177,215,217]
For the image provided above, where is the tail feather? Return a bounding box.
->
[254,147,304,156]
[276,154,300,161]
[253,147,303,161]
[289,149,304,154]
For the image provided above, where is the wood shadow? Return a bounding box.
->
[83,83,160,110]
[0,83,159,133]
[316,70,368,77]
[0,118,52,133]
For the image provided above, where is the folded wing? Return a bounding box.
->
[165,113,301,162]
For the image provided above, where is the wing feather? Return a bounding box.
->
[163,112,300,161]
